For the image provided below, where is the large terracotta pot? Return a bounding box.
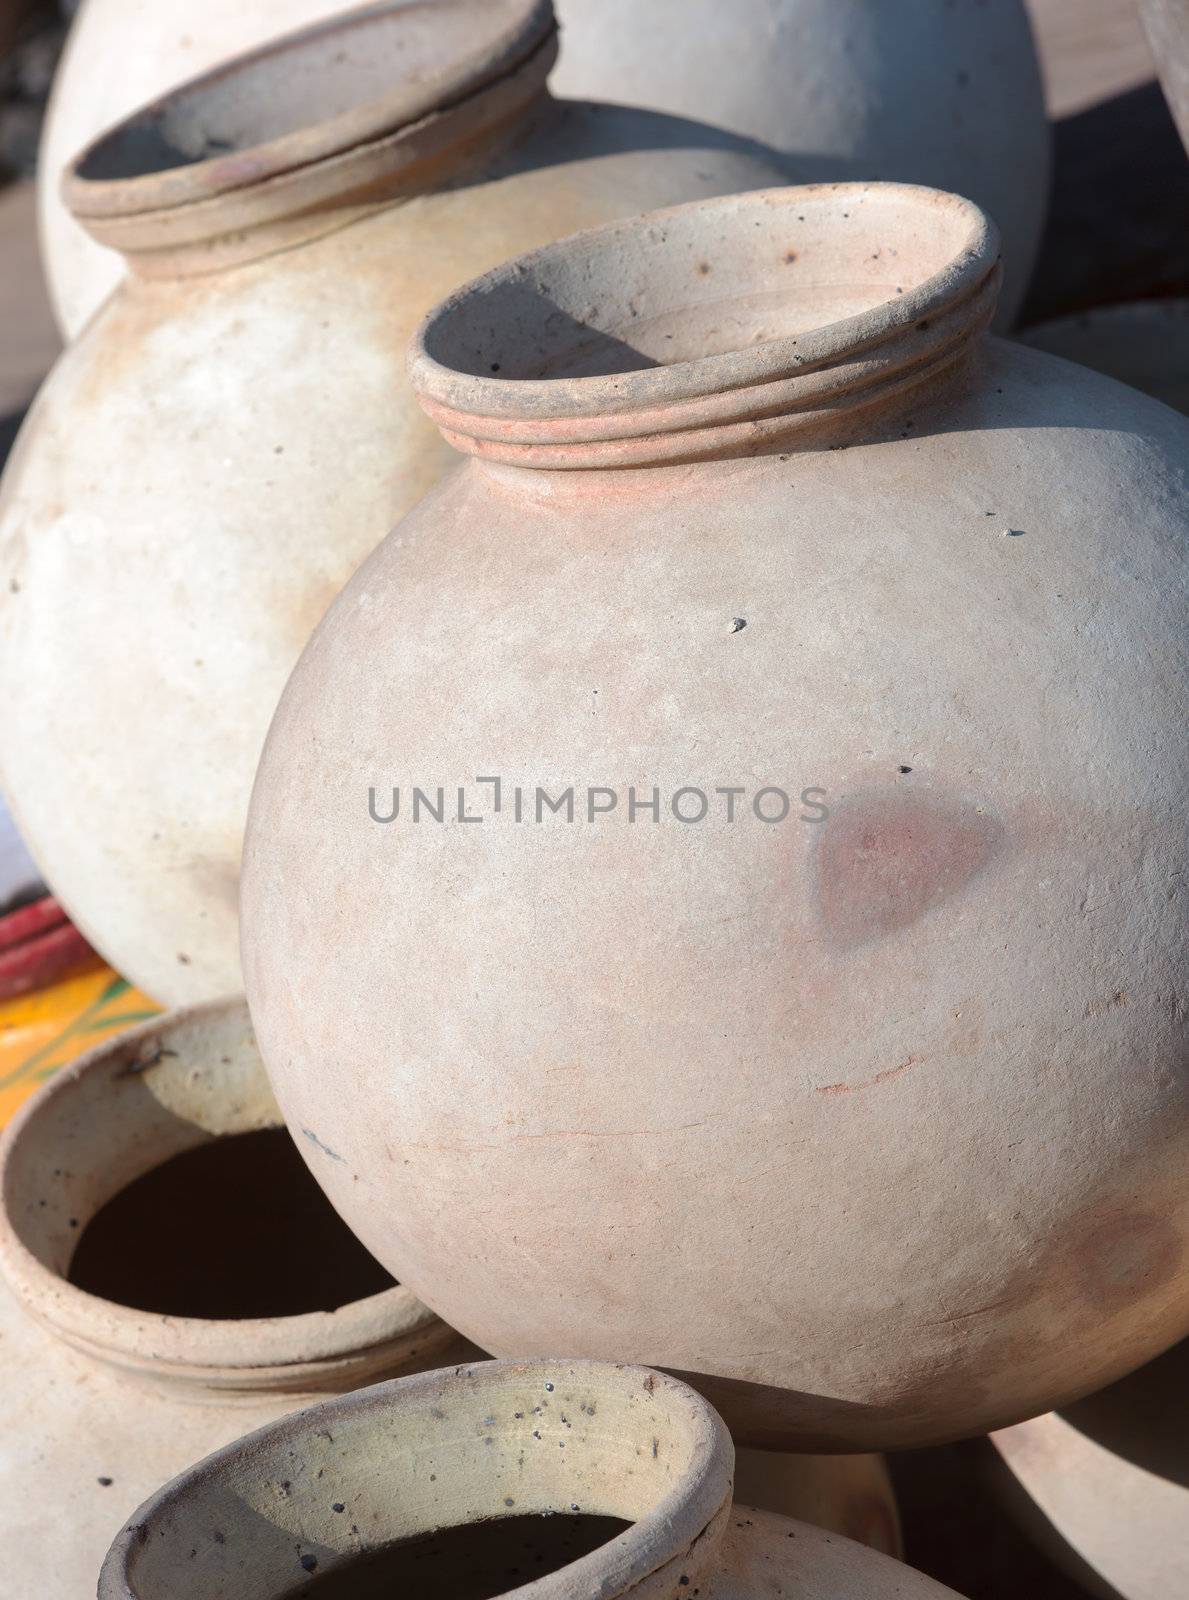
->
[1019,300,1189,416]
[0,0,784,1006]
[241,183,1189,1452]
[988,1338,1189,1600]
[40,0,1049,337]
[0,1000,469,1595]
[1140,1,1189,154]
[99,1360,961,1598]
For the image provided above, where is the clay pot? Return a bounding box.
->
[1018,300,1189,416]
[553,0,1049,326]
[1140,1,1189,154]
[0,0,784,1006]
[39,0,365,337]
[988,1338,1189,1600]
[41,0,1048,339]
[0,999,469,1594]
[99,1360,960,1598]
[241,183,1189,1452]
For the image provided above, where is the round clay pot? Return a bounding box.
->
[40,0,1048,339]
[99,1359,960,1598]
[1140,1,1189,155]
[0,0,785,1006]
[39,0,366,337]
[241,183,1189,1452]
[0,999,468,1594]
[1018,300,1189,416]
[552,0,1049,327]
[987,1338,1189,1600]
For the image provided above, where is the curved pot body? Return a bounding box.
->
[988,1339,1189,1600]
[0,1,784,1005]
[40,0,364,338]
[551,0,1048,324]
[41,0,1048,337]
[242,184,1189,1451]
[99,1360,960,1598]
[1140,1,1189,155]
[1019,300,1189,416]
[0,1000,468,1595]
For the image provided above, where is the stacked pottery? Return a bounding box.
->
[988,1338,1189,1600]
[39,0,1050,335]
[0,0,786,1005]
[240,184,1189,1451]
[0,1004,903,1593]
[98,1361,961,1598]
[0,1001,468,1594]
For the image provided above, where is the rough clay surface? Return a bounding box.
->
[0,100,782,1004]
[242,188,1189,1452]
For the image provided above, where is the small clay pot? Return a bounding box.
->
[242,182,1189,1451]
[0,0,785,1006]
[99,1360,960,1598]
[0,1000,467,1595]
[1140,0,1189,154]
[988,1338,1189,1600]
[1018,300,1189,415]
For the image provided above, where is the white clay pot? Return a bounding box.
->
[99,1360,960,1598]
[241,183,1189,1452]
[0,999,468,1595]
[0,0,784,1005]
[1018,299,1189,416]
[41,0,1049,337]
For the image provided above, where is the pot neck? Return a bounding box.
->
[0,1001,445,1402]
[63,0,558,280]
[99,1361,736,1600]
[410,183,1001,468]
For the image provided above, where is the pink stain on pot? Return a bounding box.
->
[816,789,1005,950]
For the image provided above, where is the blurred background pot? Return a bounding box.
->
[242,183,1189,1452]
[1139,0,1189,153]
[40,0,1049,338]
[988,1338,1189,1599]
[0,0,784,1005]
[99,1360,961,1599]
[1018,298,1189,414]
[0,998,468,1595]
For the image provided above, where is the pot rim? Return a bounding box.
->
[98,1359,735,1600]
[409,182,1001,467]
[0,998,452,1400]
[63,0,556,222]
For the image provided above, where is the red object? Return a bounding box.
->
[0,897,96,1000]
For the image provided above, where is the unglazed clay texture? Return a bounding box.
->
[1018,300,1189,416]
[99,1361,961,1599]
[39,0,364,337]
[551,0,1048,323]
[0,999,466,1597]
[0,3,785,1005]
[41,0,1048,336]
[989,1338,1189,1600]
[242,185,1189,1451]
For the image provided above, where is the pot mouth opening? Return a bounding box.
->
[0,1000,443,1397]
[100,1361,734,1600]
[411,183,1000,467]
[66,0,556,216]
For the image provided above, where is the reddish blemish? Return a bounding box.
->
[816,789,1004,949]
